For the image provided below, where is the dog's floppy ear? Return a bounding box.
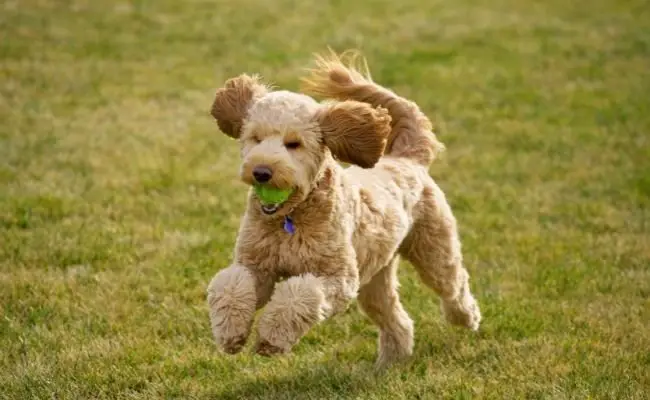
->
[316,100,392,168]
[210,74,268,138]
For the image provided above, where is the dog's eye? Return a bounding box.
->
[285,141,301,149]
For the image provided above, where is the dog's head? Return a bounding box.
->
[210,74,391,215]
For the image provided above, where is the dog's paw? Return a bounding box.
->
[211,317,253,354]
[220,334,248,354]
[254,339,289,356]
[374,324,414,369]
[207,264,257,355]
[441,294,481,331]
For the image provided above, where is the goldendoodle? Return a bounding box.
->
[207,51,481,367]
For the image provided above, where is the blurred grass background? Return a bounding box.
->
[1,0,649,398]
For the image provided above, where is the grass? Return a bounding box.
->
[1,0,649,398]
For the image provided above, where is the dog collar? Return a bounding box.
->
[279,165,331,235]
[283,215,295,234]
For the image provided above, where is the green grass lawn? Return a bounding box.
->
[2,0,649,398]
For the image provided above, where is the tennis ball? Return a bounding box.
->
[253,184,293,205]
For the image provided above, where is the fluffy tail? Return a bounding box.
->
[301,50,444,166]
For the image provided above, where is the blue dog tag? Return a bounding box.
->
[283,216,296,235]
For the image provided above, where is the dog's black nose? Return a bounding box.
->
[253,166,273,183]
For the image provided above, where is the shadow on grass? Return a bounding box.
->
[212,358,379,400]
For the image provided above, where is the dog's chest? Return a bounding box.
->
[237,221,345,277]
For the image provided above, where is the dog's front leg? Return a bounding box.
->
[207,264,274,354]
[254,269,359,356]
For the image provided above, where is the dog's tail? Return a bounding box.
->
[301,50,444,167]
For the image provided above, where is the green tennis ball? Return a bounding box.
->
[254,185,293,205]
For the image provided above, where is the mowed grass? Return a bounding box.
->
[1,0,649,398]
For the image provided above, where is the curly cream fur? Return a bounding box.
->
[256,274,326,354]
[301,50,445,166]
[316,100,391,168]
[206,264,258,354]
[206,51,481,367]
[210,74,269,138]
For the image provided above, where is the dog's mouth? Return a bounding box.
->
[253,185,295,216]
[260,203,283,215]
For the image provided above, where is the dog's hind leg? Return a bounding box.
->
[358,256,414,368]
[400,184,481,331]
